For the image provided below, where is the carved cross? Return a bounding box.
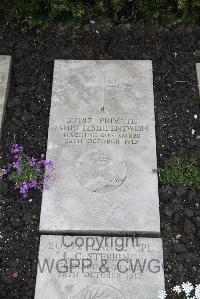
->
[85,70,120,113]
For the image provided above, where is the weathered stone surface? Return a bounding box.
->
[0,56,11,137]
[40,60,160,233]
[34,235,165,299]
[197,63,200,94]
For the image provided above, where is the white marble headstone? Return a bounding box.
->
[196,63,200,95]
[34,235,165,299]
[40,60,160,234]
[0,56,11,137]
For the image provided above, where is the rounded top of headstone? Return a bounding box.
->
[75,149,126,193]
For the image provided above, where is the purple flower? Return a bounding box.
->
[15,156,22,162]
[11,144,23,155]
[35,168,41,174]
[20,182,28,193]
[43,160,54,169]
[29,157,37,167]
[13,161,19,168]
[17,167,22,174]
[20,182,29,198]
[12,161,22,174]
[2,167,10,175]
[29,179,37,188]
[41,154,45,159]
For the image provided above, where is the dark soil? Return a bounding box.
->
[0,23,200,298]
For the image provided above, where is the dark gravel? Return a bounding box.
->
[0,23,200,298]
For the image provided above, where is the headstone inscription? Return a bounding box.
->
[39,60,160,234]
[34,235,165,299]
[0,56,11,137]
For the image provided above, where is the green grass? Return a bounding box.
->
[155,156,200,190]
[0,0,199,28]
[161,222,172,231]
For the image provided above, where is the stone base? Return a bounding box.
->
[34,235,165,299]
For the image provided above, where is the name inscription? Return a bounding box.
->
[37,237,163,282]
[52,117,149,145]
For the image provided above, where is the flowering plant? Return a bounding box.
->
[0,144,55,199]
[158,282,200,299]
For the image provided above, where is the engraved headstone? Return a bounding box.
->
[34,235,165,299]
[0,56,11,137]
[40,60,160,233]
